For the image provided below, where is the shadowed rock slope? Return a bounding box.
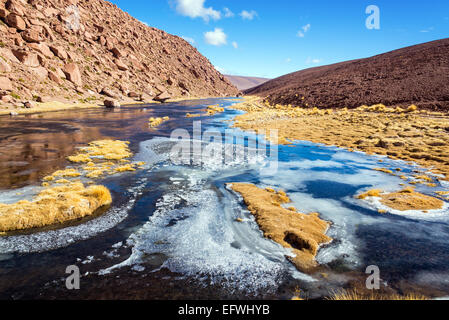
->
[0,0,238,107]
[245,38,449,111]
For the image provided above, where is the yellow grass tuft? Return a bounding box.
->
[328,289,428,300]
[0,182,112,232]
[357,189,382,199]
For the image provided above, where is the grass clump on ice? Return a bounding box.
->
[0,182,111,233]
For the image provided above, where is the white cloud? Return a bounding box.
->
[420,26,434,33]
[240,10,258,20]
[306,57,321,64]
[181,36,196,45]
[297,23,311,38]
[223,7,234,18]
[285,58,292,63]
[204,28,227,46]
[172,0,221,22]
[232,41,238,49]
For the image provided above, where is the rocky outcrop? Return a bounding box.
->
[0,0,238,107]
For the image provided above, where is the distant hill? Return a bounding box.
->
[245,38,449,111]
[225,75,270,91]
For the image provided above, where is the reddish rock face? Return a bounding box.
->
[0,77,13,91]
[0,0,238,102]
[63,63,82,86]
[5,13,26,30]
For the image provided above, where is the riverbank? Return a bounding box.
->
[0,96,234,116]
[232,97,449,186]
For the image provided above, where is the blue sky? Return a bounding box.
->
[109,0,449,78]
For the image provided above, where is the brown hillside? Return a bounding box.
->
[0,0,238,107]
[245,39,449,111]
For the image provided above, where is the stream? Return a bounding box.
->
[0,98,448,299]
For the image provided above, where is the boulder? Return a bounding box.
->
[22,29,42,43]
[155,84,166,93]
[50,46,68,60]
[12,50,40,67]
[115,59,128,71]
[110,47,122,58]
[23,100,36,108]
[100,87,117,98]
[63,63,82,86]
[0,77,13,91]
[28,42,54,58]
[0,8,9,19]
[33,66,48,79]
[48,70,63,84]
[5,1,25,16]
[128,91,140,98]
[104,99,120,108]
[154,91,171,103]
[5,13,26,31]
[0,48,20,64]
[43,8,58,17]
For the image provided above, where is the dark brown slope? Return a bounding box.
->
[0,0,238,106]
[224,74,270,91]
[246,38,449,111]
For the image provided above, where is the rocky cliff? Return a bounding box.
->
[0,0,238,107]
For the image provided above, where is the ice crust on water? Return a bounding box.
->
[103,136,449,290]
[258,145,449,267]
[102,181,293,293]
[102,138,294,293]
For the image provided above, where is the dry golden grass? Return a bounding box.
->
[0,182,111,232]
[356,187,443,211]
[357,189,382,199]
[149,116,170,128]
[230,183,331,272]
[328,289,429,300]
[232,97,449,181]
[0,139,149,233]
